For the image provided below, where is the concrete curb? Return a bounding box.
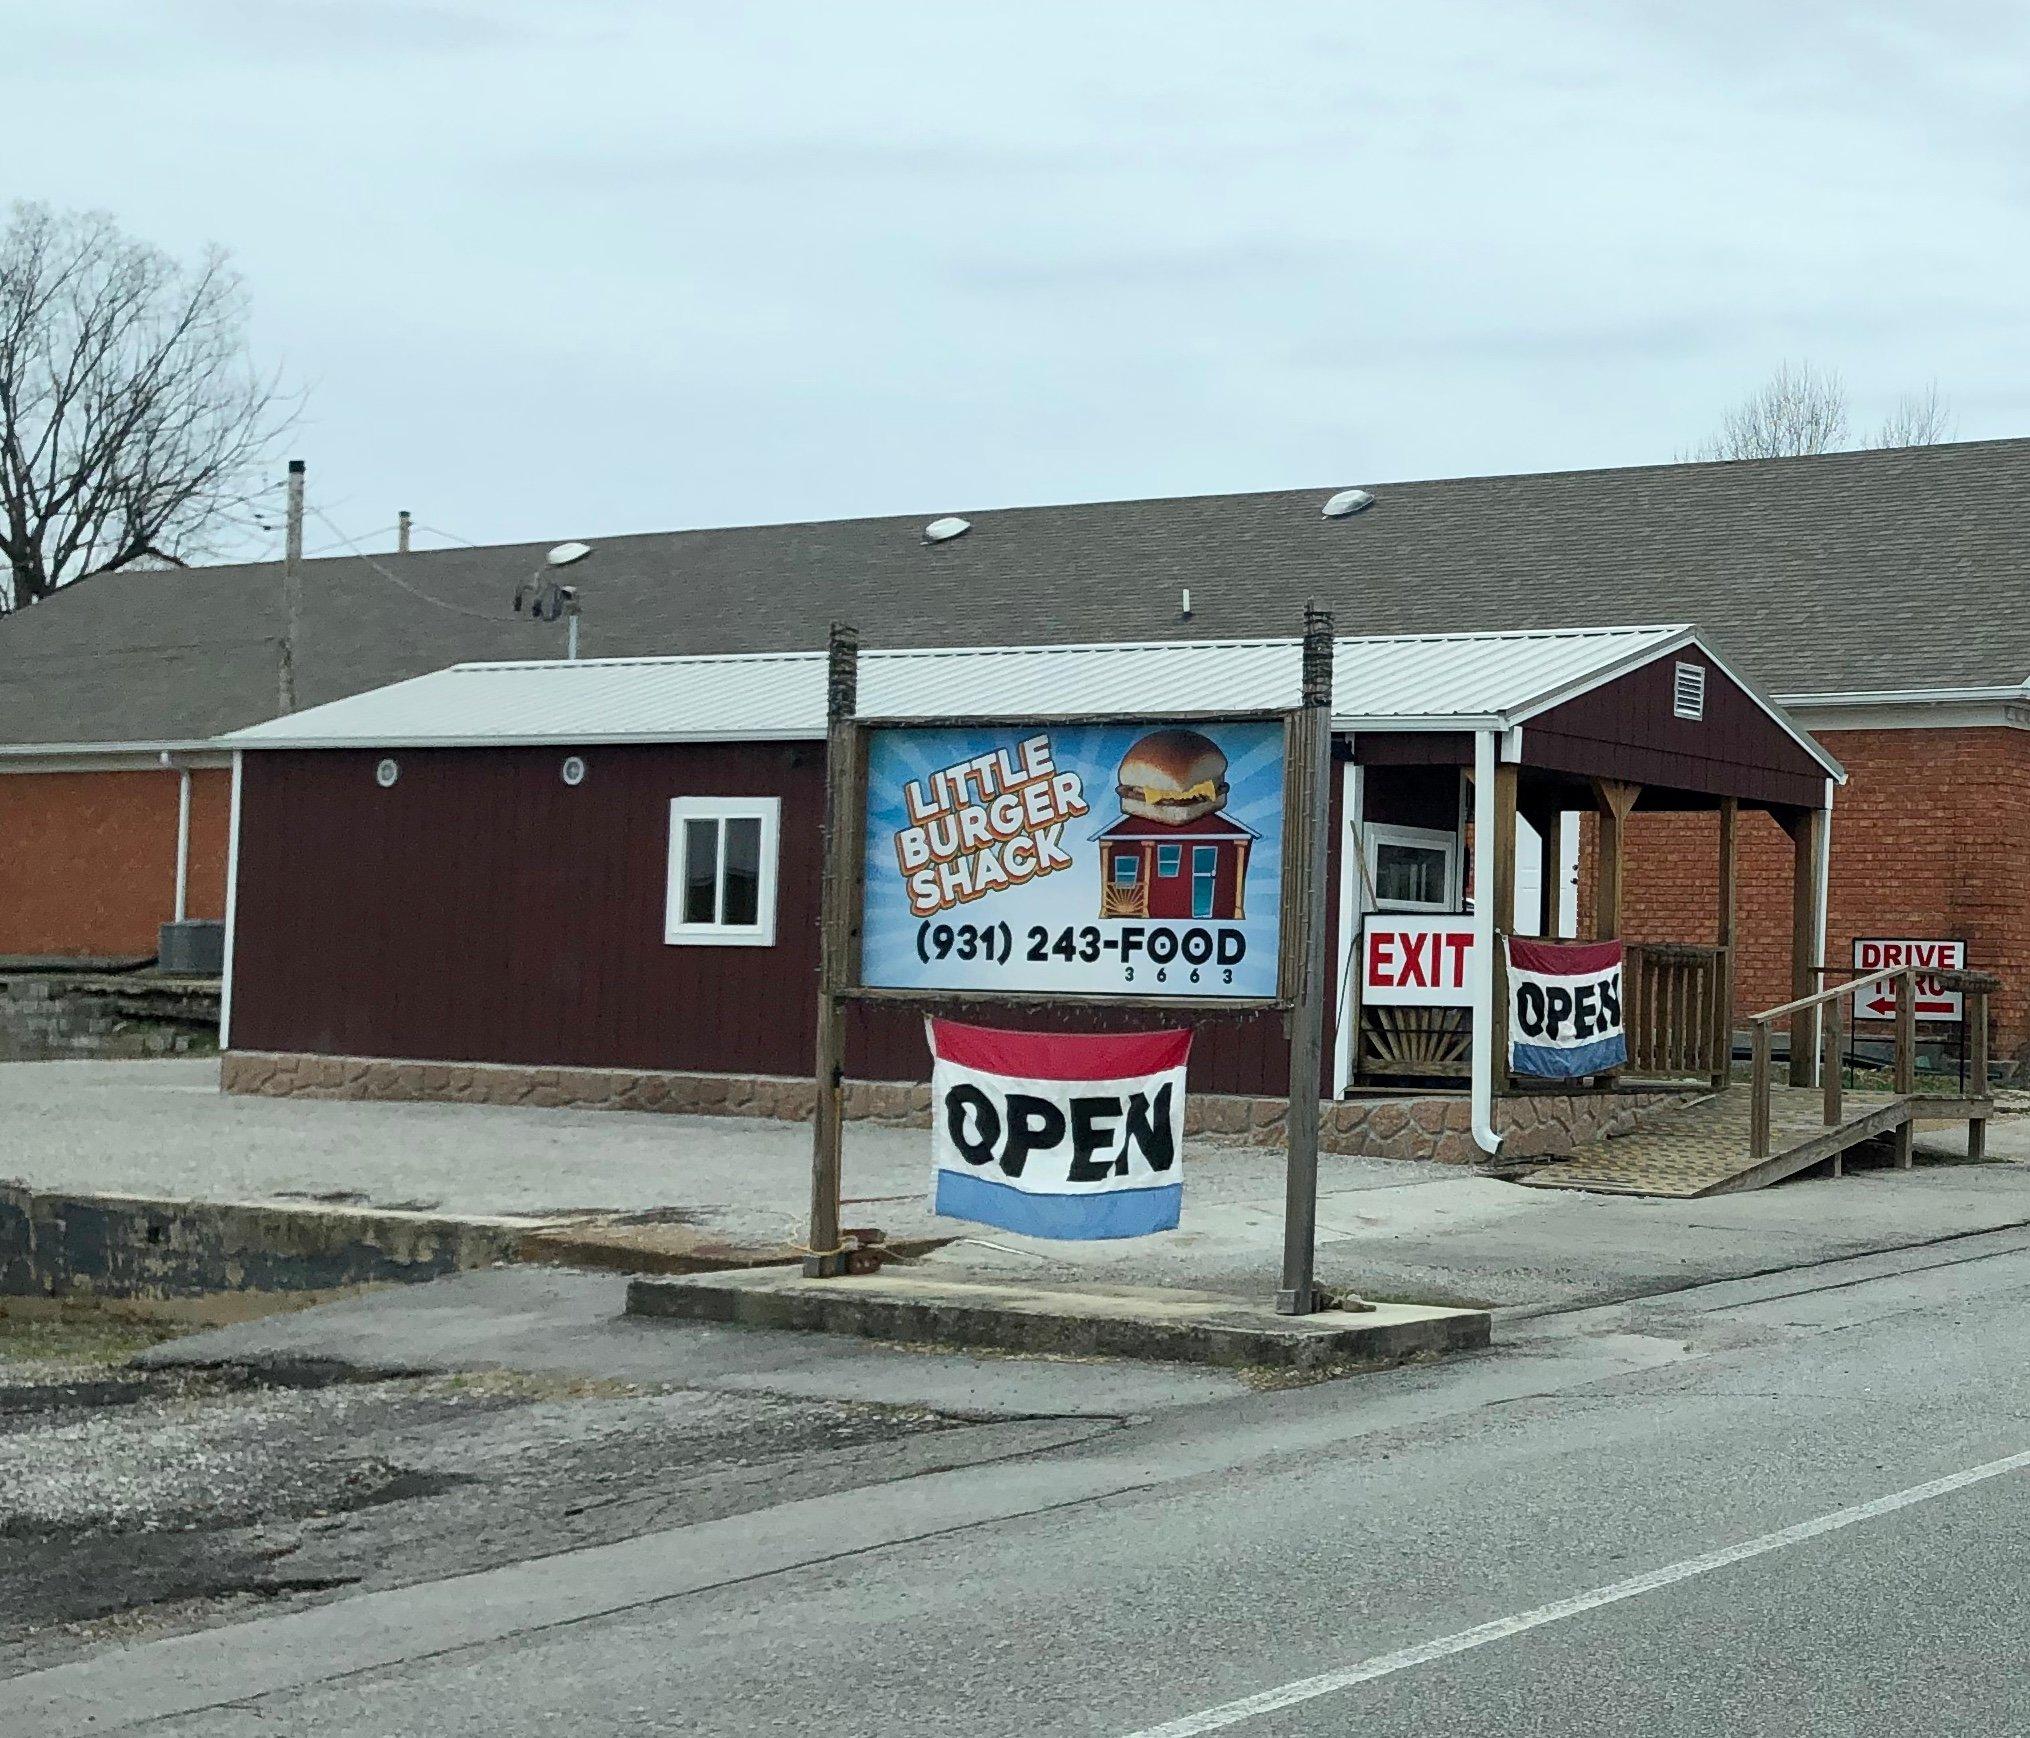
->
[516,1222,950,1277]
[626,1267,1492,1371]
[0,1181,527,1304]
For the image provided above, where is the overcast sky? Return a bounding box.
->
[13,1,2029,558]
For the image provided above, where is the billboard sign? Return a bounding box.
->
[1362,916,1476,1007]
[859,720,1285,999]
[1852,938,1965,1022]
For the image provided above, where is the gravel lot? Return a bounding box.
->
[0,1305,1096,1676]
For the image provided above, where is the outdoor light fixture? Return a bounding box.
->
[514,542,596,658]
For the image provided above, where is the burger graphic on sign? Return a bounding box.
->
[1094,728,1257,920]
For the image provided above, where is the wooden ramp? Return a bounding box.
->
[1515,1086,1908,1198]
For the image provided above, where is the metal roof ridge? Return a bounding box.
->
[1333,623,1686,647]
[443,650,826,674]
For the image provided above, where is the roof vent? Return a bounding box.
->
[923,516,970,544]
[1321,489,1374,519]
[1672,661,1707,721]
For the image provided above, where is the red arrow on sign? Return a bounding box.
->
[1860,992,1956,1019]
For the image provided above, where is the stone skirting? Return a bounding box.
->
[1,973,220,1062]
[221,1050,1699,1164]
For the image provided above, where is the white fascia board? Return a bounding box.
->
[227,728,830,751]
[1776,683,2029,708]
[1331,712,1508,732]
[0,745,233,773]
[0,738,225,759]
[1786,698,2030,734]
[1778,685,2030,737]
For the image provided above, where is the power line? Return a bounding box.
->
[413,521,482,549]
[303,525,395,558]
[306,509,510,622]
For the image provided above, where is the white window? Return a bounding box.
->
[1364,823,1459,913]
[665,797,780,947]
[1673,661,1707,720]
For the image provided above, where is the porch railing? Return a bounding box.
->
[1624,942,1730,1086]
[1744,968,1997,1161]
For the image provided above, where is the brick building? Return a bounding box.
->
[1590,724,2030,1056]
[2,438,2026,1064]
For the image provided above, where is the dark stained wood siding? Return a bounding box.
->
[1522,651,1828,808]
[231,744,1333,1098]
[1353,732,1474,766]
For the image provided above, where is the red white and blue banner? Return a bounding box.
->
[1505,938,1626,1079]
[927,1019,1190,1239]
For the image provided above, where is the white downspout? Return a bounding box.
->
[1812,778,1835,1077]
[1471,728,1504,1156]
[159,750,192,925]
[174,766,192,923]
[1331,755,1362,1097]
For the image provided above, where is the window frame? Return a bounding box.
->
[1190,844,1219,917]
[1364,822,1459,914]
[1112,851,1140,887]
[665,796,781,947]
[1155,843,1182,878]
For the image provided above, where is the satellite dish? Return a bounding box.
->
[1321,489,1374,519]
[546,541,593,567]
[922,517,970,544]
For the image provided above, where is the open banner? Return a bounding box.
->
[1505,938,1626,1079]
[927,1019,1190,1239]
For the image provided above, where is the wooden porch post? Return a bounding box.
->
[1711,797,1737,1090]
[1784,806,1827,1089]
[1590,779,1640,941]
[1490,763,1519,1094]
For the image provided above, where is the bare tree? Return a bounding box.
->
[0,203,292,615]
[1685,360,1958,463]
[1873,378,1955,449]
[1683,359,1850,461]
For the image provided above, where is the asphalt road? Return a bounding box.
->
[10,1225,2030,1735]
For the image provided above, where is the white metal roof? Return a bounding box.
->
[220,639,1304,750]
[222,652,831,749]
[862,638,1300,720]
[218,625,1836,777]
[1331,624,1690,727]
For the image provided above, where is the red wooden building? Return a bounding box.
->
[215,627,1842,1152]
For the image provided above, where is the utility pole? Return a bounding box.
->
[397,510,412,554]
[278,459,305,714]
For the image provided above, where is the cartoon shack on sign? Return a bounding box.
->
[1094,728,1257,920]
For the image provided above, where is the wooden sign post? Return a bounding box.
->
[802,614,1333,1312]
[804,623,863,1278]
[1275,605,1334,1316]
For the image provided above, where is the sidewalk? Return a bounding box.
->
[7,1060,2030,1313]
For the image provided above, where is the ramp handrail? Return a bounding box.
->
[1744,967,1996,1160]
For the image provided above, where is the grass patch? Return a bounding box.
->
[0,1307,184,1374]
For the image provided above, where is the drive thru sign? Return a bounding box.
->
[1852,938,1965,1022]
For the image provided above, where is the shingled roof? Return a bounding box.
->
[3,437,2026,749]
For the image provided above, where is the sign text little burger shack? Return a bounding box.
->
[860,721,1285,999]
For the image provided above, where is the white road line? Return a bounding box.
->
[1124,1447,2030,1738]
